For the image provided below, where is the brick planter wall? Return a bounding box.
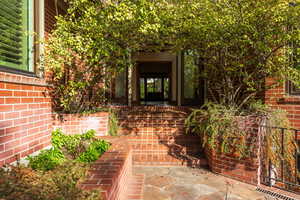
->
[52,112,109,136]
[205,116,262,185]
[81,137,132,200]
[206,149,259,185]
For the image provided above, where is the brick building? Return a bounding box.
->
[0,0,299,168]
[0,0,64,166]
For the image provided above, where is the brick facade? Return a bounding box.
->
[0,0,62,166]
[52,112,109,136]
[265,78,300,130]
[0,74,51,166]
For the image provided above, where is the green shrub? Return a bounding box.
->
[27,129,110,171]
[0,162,101,200]
[52,129,96,159]
[77,140,110,163]
[108,109,119,136]
[27,148,65,171]
[185,102,298,170]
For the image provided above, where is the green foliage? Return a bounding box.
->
[27,148,65,171]
[108,109,119,136]
[77,140,110,162]
[52,129,96,159]
[45,0,175,113]
[180,0,300,108]
[44,0,300,111]
[27,129,110,171]
[186,102,250,157]
[0,162,101,200]
[186,102,298,174]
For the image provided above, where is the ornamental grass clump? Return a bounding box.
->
[185,102,298,176]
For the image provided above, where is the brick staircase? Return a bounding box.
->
[115,106,207,167]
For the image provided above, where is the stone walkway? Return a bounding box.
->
[134,166,268,200]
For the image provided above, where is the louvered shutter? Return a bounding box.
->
[0,0,29,71]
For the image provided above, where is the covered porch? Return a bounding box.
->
[112,52,205,106]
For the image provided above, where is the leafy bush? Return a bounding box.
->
[0,161,101,200]
[185,102,298,171]
[77,140,110,163]
[27,148,65,171]
[108,109,119,136]
[51,129,96,159]
[27,129,110,171]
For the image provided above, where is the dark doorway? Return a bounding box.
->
[140,77,169,102]
[137,62,172,105]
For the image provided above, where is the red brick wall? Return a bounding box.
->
[0,73,52,166]
[0,0,63,166]
[205,116,261,185]
[81,137,133,200]
[52,112,109,136]
[265,78,300,130]
[45,0,66,35]
[45,0,57,35]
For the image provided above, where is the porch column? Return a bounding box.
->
[128,66,132,106]
[177,53,182,106]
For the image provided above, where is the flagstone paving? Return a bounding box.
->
[134,166,268,200]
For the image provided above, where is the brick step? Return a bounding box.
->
[117,112,188,117]
[121,134,200,141]
[118,127,187,135]
[133,154,208,168]
[130,143,200,152]
[118,121,186,128]
[118,118,186,122]
[126,174,145,200]
[118,113,188,118]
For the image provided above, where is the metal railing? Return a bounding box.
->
[260,126,300,193]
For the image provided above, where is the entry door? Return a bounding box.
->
[140,77,170,102]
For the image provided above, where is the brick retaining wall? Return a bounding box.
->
[205,116,261,185]
[52,112,109,136]
[81,137,133,200]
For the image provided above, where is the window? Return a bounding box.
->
[0,0,34,72]
[183,50,200,99]
[286,2,300,95]
[287,33,300,95]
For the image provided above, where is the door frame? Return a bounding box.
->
[139,75,171,103]
[132,52,178,105]
[136,61,172,105]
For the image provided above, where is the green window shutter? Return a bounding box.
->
[0,0,30,71]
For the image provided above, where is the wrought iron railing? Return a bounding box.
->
[260,126,300,194]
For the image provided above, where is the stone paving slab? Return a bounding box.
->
[134,166,268,200]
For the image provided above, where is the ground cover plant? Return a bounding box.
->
[27,129,110,171]
[0,129,110,200]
